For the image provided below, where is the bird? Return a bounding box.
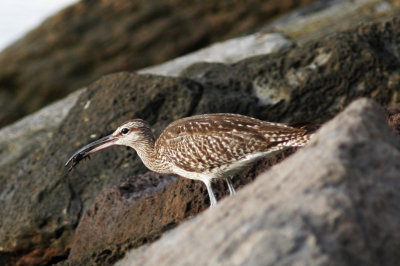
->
[65,113,312,207]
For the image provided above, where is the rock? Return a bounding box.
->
[138,33,293,77]
[181,16,400,125]
[142,0,398,77]
[67,172,179,262]
[0,90,82,168]
[0,0,314,128]
[268,0,396,43]
[386,103,400,134]
[116,98,400,266]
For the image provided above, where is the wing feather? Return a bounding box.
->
[156,113,305,172]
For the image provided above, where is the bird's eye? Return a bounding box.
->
[121,128,129,134]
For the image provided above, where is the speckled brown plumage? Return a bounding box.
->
[158,114,308,172]
[66,113,312,207]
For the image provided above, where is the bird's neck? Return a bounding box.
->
[133,135,172,174]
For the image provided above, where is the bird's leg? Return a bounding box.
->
[226,177,236,196]
[203,180,218,207]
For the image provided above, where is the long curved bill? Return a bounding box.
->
[65,134,117,171]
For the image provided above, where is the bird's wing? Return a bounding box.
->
[156,114,305,173]
[161,131,268,173]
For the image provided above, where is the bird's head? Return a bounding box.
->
[111,119,154,146]
[65,119,153,170]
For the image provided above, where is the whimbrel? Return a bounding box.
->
[66,113,312,207]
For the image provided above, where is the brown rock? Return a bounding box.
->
[386,103,400,134]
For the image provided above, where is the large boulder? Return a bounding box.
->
[117,98,400,266]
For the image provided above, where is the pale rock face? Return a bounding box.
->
[139,33,293,77]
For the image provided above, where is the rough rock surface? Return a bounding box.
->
[181,16,400,125]
[0,2,400,266]
[141,0,400,77]
[0,0,314,128]
[387,103,400,134]
[0,90,81,168]
[116,99,400,266]
[138,33,293,77]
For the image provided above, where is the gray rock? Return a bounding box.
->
[116,98,400,266]
[181,16,400,125]
[138,33,293,77]
[0,90,82,168]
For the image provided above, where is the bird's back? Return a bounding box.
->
[156,113,308,174]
